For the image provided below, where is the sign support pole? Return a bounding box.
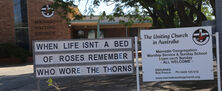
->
[216,32,221,91]
[135,36,140,91]
[97,19,100,38]
[215,0,222,89]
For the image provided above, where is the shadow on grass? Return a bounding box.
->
[40,75,137,91]
[38,74,217,91]
[0,70,217,91]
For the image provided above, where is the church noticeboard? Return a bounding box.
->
[33,38,134,78]
[141,26,213,82]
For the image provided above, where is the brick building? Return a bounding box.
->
[0,0,15,43]
[0,0,152,50]
[70,16,152,39]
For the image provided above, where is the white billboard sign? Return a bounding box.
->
[33,38,134,78]
[36,63,133,78]
[141,26,213,81]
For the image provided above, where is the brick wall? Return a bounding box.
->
[0,0,15,43]
[27,0,71,43]
[104,28,128,37]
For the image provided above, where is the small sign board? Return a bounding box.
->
[34,39,132,52]
[33,38,134,78]
[36,63,133,78]
[35,51,133,65]
[141,26,213,82]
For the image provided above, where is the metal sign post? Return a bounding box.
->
[215,0,222,90]
[135,36,140,91]
[216,32,221,91]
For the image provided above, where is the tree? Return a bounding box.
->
[51,0,83,23]
[52,0,215,28]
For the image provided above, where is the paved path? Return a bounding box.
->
[0,64,33,76]
[0,62,218,91]
[0,64,36,91]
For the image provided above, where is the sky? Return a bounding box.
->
[76,1,115,15]
[75,0,215,20]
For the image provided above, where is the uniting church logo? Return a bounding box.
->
[41,5,54,18]
[192,28,210,46]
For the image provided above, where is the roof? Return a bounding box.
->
[70,16,152,29]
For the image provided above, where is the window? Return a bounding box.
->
[13,0,29,50]
[129,28,139,37]
[13,0,22,27]
[77,30,85,38]
[98,30,104,38]
[88,30,96,39]
[13,0,28,27]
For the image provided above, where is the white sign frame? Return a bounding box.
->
[33,38,134,78]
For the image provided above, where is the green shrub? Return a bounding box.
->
[0,43,29,62]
